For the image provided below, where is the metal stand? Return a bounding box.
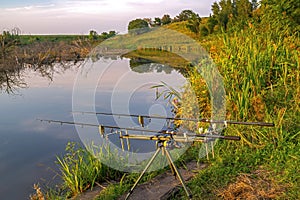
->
[125,141,192,200]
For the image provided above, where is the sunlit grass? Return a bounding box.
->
[29,19,300,199]
[171,25,300,199]
[52,142,123,198]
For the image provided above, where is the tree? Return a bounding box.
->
[1,29,20,60]
[186,13,202,35]
[108,31,116,37]
[211,0,256,31]
[101,32,108,39]
[236,0,253,20]
[98,31,116,40]
[89,30,98,41]
[128,19,150,34]
[211,0,233,31]
[175,10,197,21]
[154,17,161,26]
[161,14,172,25]
[207,15,218,33]
[211,2,220,17]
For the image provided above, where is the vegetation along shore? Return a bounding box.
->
[1,0,297,199]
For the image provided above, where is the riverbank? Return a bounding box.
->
[27,2,300,199]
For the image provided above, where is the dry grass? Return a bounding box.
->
[217,168,286,200]
[29,184,45,200]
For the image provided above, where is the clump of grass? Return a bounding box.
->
[54,142,123,197]
[29,184,45,200]
[217,168,286,199]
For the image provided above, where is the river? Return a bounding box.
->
[0,57,187,199]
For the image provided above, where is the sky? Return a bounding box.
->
[0,0,216,34]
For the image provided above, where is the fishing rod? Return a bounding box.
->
[38,117,241,200]
[120,133,240,141]
[37,118,240,140]
[72,111,275,127]
[37,119,159,134]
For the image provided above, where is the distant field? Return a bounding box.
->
[19,34,89,45]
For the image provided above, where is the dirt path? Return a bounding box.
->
[119,161,207,200]
[75,161,207,200]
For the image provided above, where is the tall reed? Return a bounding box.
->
[210,27,299,146]
[56,142,123,197]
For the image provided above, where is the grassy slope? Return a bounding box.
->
[30,20,299,199]
[167,24,300,199]
[93,22,299,199]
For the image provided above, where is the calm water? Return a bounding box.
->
[0,58,186,199]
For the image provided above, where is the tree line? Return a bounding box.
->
[128,0,299,36]
[88,30,116,41]
[127,10,202,35]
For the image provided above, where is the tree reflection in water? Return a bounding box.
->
[0,61,82,94]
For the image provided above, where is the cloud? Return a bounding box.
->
[4,4,55,11]
[61,0,138,14]
[0,0,215,34]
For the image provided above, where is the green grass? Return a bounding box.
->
[18,35,88,45]
[44,142,124,198]
[29,18,300,199]
[168,22,300,199]
[94,145,199,200]
[171,138,299,199]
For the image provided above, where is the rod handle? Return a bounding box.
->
[223,135,241,141]
[258,122,275,127]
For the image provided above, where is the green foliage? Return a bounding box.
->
[173,140,299,199]
[199,25,209,36]
[0,29,20,59]
[208,0,300,34]
[236,0,253,20]
[210,0,256,32]
[55,142,123,197]
[95,181,131,200]
[175,14,299,198]
[169,4,299,198]
[29,5,300,199]
[217,29,299,122]
[153,17,161,26]
[89,30,98,41]
[175,10,198,22]
[161,14,172,25]
[186,13,201,35]
[207,15,218,33]
[128,18,150,34]
[18,35,89,45]
[99,31,117,40]
[217,0,233,30]
[260,0,300,34]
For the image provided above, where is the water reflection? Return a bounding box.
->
[0,51,189,95]
[0,66,26,94]
[0,61,82,94]
[129,58,174,74]
[72,56,188,172]
[0,53,188,199]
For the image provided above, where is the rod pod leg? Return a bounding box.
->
[163,147,176,177]
[164,147,193,199]
[125,147,162,200]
